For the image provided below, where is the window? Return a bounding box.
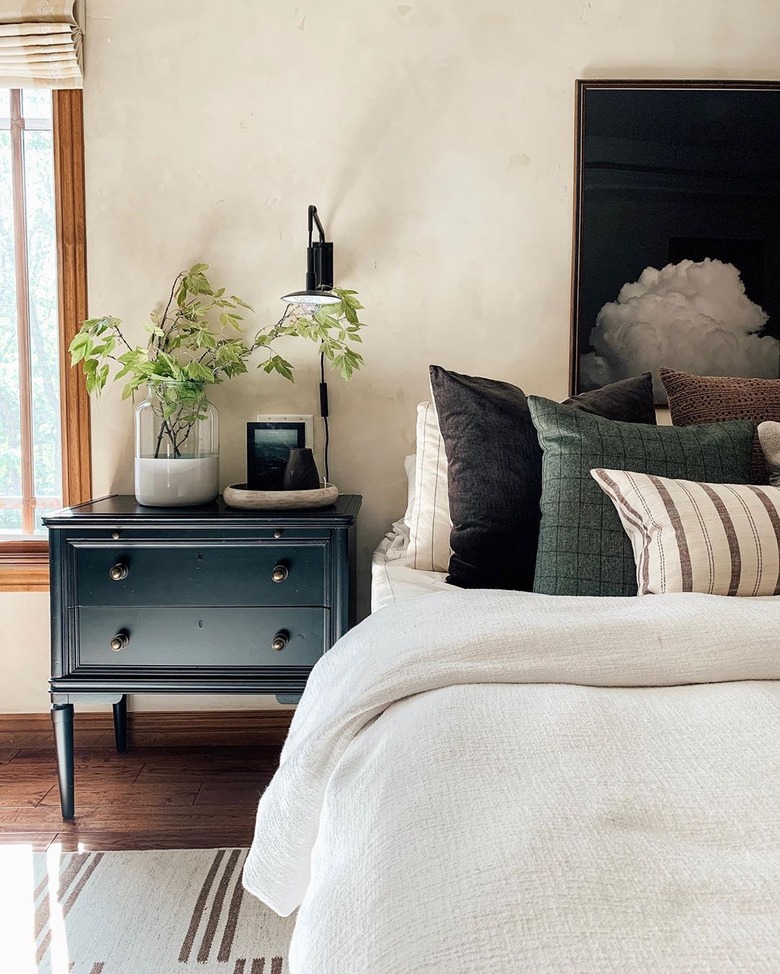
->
[1,89,61,537]
[0,89,90,591]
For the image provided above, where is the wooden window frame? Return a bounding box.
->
[0,89,91,592]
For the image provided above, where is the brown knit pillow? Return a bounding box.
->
[660,369,778,483]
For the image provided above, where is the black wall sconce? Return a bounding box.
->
[281,204,341,482]
[281,204,340,310]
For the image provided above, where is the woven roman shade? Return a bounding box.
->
[0,0,82,88]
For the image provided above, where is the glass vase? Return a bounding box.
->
[134,385,219,507]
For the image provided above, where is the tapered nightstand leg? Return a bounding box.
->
[113,695,128,753]
[51,703,75,820]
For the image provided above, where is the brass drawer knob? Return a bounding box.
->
[109,562,129,581]
[110,632,130,652]
[271,565,289,583]
[272,631,289,652]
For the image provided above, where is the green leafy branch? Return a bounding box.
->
[69,263,366,458]
[252,287,365,381]
[69,263,256,401]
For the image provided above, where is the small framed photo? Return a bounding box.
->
[247,415,313,489]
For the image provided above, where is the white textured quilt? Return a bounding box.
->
[243,590,780,973]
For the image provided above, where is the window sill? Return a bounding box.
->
[0,543,50,592]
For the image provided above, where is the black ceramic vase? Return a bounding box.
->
[282,448,321,491]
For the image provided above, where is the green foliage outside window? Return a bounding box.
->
[0,91,60,534]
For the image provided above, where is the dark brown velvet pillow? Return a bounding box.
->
[660,369,778,483]
[429,367,656,592]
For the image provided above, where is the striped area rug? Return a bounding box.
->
[1,846,293,974]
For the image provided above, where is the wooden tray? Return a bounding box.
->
[223,482,339,510]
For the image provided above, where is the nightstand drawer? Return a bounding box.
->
[76,606,327,668]
[72,542,327,607]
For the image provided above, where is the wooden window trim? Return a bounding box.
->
[0,89,91,592]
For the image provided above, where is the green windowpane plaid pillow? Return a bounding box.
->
[527,397,755,597]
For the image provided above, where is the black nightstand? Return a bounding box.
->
[43,493,361,819]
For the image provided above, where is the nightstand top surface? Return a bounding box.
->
[43,493,362,526]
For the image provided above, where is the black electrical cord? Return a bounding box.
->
[319,352,330,484]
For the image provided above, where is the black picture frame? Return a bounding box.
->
[246,421,306,490]
[571,79,780,401]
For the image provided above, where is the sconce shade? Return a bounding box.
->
[280,289,340,307]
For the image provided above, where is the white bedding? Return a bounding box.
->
[371,529,452,611]
[244,590,780,973]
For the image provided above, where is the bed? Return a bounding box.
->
[244,589,780,972]
[244,383,780,972]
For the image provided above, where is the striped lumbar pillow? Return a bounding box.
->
[591,468,780,597]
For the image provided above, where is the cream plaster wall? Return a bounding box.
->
[1,0,779,712]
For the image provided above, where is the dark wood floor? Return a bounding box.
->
[0,730,281,851]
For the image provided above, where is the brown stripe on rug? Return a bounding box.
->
[34,851,88,942]
[36,853,105,964]
[198,848,243,962]
[33,866,51,904]
[248,959,282,974]
[36,852,98,964]
[9,847,293,974]
[180,848,226,962]
[219,853,248,961]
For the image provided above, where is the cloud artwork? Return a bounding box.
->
[581,259,780,398]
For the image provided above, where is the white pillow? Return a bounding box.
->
[402,453,416,529]
[592,467,780,596]
[758,422,780,487]
[406,402,452,572]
